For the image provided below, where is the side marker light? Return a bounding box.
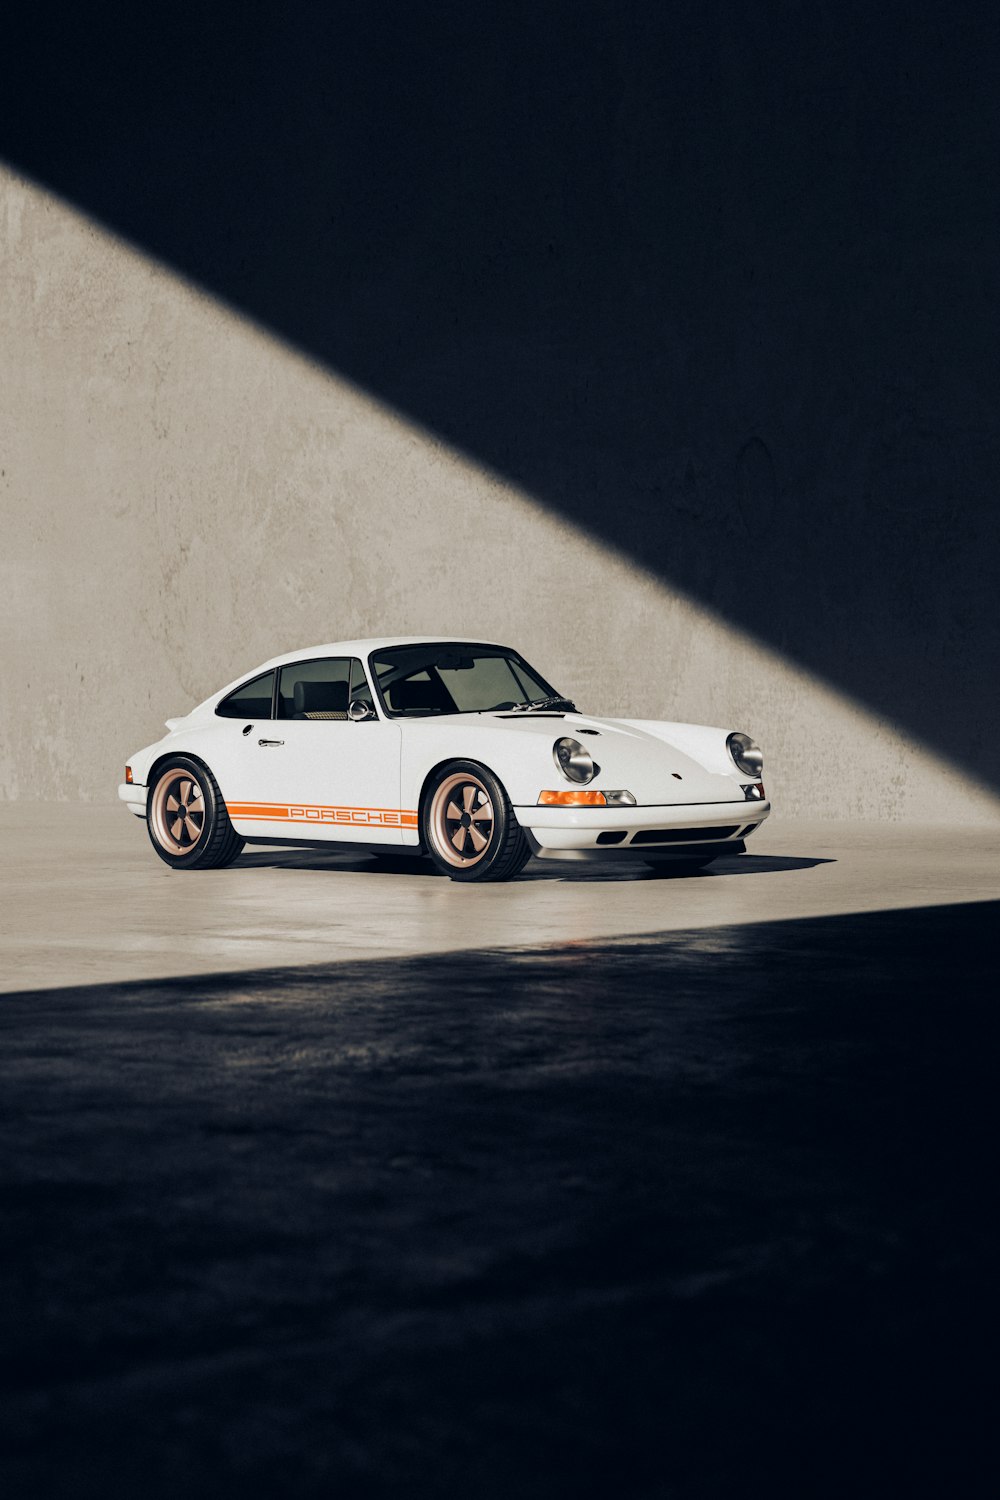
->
[125,766,134,784]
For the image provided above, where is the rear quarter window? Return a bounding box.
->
[215,670,275,718]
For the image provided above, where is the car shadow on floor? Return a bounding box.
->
[696,854,836,876]
[233,849,836,880]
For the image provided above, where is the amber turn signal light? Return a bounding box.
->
[538,789,607,806]
[125,766,133,784]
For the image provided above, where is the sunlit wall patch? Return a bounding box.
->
[3,164,998,823]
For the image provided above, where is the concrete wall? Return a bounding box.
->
[2,167,997,822]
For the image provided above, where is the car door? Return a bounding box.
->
[200,666,282,806]
[225,656,408,846]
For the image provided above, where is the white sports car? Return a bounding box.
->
[119,637,770,882]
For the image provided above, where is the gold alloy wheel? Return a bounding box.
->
[429,771,495,868]
[150,767,207,855]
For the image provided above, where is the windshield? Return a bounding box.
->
[370,643,571,717]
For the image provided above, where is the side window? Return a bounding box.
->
[349,658,374,712]
[277,658,351,720]
[216,670,274,719]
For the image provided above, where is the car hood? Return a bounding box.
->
[402,710,745,805]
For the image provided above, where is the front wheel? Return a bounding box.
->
[147,757,245,870]
[422,761,531,882]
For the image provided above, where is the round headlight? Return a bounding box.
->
[553,737,596,784]
[727,731,764,779]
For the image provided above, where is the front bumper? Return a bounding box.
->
[514,799,770,858]
[118,782,148,818]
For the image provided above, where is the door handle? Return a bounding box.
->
[258,738,284,747]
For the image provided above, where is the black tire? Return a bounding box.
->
[422,760,531,882]
[644,856,717,877]
[147,756,245,870]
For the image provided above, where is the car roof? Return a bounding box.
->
[187,638,517,717]
[255,636,506,670]
[185,637,534,719]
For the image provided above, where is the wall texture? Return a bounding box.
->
[2,168,997,821]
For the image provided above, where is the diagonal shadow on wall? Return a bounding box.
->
[3,3,998,786]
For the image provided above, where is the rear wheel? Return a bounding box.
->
[147,757,245,870]
[422,761,531,882]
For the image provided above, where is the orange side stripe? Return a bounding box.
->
[226,800,418,829]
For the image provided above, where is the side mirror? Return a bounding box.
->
[348,699,376,722]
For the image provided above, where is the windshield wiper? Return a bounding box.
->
[509,694,577,713]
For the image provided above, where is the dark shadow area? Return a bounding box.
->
[669,852,835,877]
[1,900,997,1495]
[236,847,445,876]
[234,846,834,879]
[3,4,999,786]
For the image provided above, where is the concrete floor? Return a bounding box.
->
[2,804,999,993]
[2,807,999,1496]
